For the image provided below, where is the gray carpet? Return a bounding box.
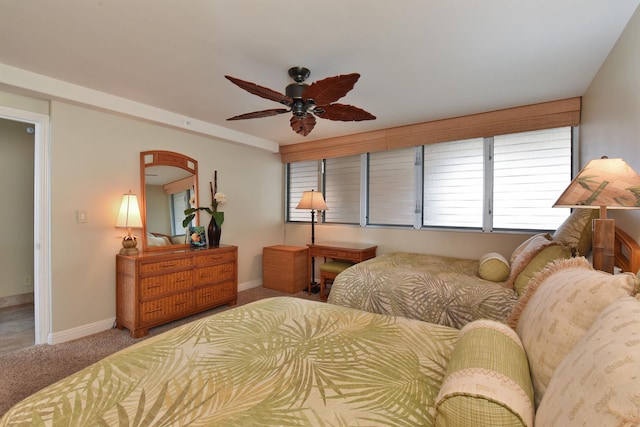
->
[0,286,320,418]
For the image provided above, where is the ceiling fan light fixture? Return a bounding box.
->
[286,82,308,99]
[225,66,375,136]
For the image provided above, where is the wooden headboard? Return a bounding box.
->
[614,227,640,274]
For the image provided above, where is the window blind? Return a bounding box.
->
[368,147,415,226]
[493,127,572,230]
[287,160,321,222]
[324,155,360,224]
[423,138,484,228]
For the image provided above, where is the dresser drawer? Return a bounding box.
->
[116,246,238,338]
[140,257,192,275]
[140,270,192,299]
[194,250,235,266]
[195,281,236,307]
[321,249,350,259]
[195,263,235,285]
[140,291,193,323]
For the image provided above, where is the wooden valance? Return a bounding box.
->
[279,97,581,163]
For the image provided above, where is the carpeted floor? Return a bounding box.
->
[0,286,320,418]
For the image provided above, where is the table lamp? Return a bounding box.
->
[553,157,640,273]
[296,189,328,289]
[116,191,143,255]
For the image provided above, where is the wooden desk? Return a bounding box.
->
[307,242,377,292]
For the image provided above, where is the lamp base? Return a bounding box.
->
[592,218,615,274]
[120,237,139,256]
[120,247,140,256]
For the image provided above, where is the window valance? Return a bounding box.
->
[279,97,580,163]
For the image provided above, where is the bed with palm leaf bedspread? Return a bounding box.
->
[327,209,599,328]
[1,297,461,426]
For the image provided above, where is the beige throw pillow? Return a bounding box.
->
[507,234,570,294]
[507,257,638,407]
[552,208,598,256]
[536,296,640,425]
[478,252,510,282]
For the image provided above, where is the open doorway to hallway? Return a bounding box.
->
[0,118,35,353]
[0,106,50,350]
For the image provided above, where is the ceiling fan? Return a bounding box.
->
[225,66,376,137]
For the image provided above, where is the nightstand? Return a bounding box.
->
[262,245,309,293]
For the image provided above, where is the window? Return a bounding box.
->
[493,128,572,230]
[324,155,360,224]
[368,148,416,226]
[287,160,320,222]
[286,126,573,232]
[423,138,484,228]
[170,190,192,234]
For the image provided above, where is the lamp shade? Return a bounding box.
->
[296,190,328,211]
[115,192,143,228]
[553,158,640,210]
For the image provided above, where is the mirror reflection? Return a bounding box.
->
[140,151,198,252]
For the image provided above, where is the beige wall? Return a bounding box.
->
[581,6,640,242]
[0,91,284,334]
[47,101,284,332]
[0,118,34,299]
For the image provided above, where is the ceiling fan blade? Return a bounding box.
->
[227,108,290,121]
[314,103,376,121]
[225,75,293,106]
[302,73,360,105]
[290,115,316,136]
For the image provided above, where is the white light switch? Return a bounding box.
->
[77,210,88,223]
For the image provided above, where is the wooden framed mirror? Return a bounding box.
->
[140,150,199,252]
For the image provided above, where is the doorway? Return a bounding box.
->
[0,106,51,347]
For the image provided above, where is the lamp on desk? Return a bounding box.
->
[553,157,640,273]
[115,191,143,255]
[296,189,328,289]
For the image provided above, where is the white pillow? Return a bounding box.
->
[507,257,638,406]
[536,296,640,425]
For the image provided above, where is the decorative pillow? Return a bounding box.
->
[536,296,640,425]
[435,320,534,427]
[552,208,599,256]
[506,233,570,294]
[478,252,510,282]
[506,257,638,406]
[146,233,170,247]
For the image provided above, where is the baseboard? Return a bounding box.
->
[238,279,262,292]
[49,317,115,345]
[48,280,263,344]
[0,292,34,309]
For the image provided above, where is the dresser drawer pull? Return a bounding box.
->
[161,262,177,268]
[200,273,213,278]
[200,293,212,298]
[146,308,162,314]
[175,301,188,306]
[176,279,189,282]
[146,284,161,290]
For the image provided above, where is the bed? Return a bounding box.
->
[0,297,460,426]
[327,251,523,329]
[328,211,639,329]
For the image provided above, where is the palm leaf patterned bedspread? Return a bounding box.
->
[1,297,459,427]
[328,252,520,329]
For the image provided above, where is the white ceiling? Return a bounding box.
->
[0,1,638,151]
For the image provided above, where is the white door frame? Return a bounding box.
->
[0,106,51,345]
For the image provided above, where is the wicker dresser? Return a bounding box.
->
[116,245,237,337]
